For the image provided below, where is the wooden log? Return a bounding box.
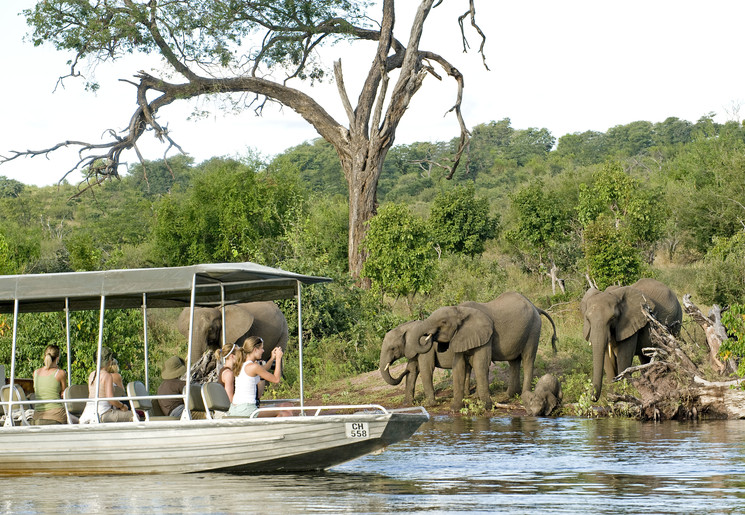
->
[692,376,745,419]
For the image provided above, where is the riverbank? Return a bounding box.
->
[304,362,530,417]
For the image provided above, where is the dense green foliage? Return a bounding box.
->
[362,204,437,298]
[3,114,745,399]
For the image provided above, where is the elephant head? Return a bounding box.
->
[177,307,223,364]
[178,301,288,364]
[581,285,650,401]
[410,305,494,355]
[380,320,422,386]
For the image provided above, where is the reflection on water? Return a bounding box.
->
[2,417,744,514]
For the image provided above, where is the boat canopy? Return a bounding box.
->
[0,262,331,313]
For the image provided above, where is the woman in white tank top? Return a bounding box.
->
[227,336,283,417]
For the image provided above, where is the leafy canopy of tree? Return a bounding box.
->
[429,184,498,257]
[152,157,306,267]
[362,203,437,298]
[14,0,488,282]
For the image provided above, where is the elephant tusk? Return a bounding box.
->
[425,334,432,343]
[384,363,390,371]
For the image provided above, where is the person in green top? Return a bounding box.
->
[32,344,68,425]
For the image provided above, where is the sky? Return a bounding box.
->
[1,1,744,186]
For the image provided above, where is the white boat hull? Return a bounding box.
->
[0,411,428,475]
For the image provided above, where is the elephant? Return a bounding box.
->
[404,292,559,411]
[379,320,471,406]
[177,301,289,365]
[581,277,682,401]
[522,374,562,416]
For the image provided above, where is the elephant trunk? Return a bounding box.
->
[590,329,608,401]
[379,353,408,386]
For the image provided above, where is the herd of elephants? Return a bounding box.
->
[178,278,683,416]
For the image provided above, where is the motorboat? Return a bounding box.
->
[0,263,428,475]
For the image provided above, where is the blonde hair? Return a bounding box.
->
[241,336,264,356]
[215,343,244,376]
[43,344,60,369]
[105,359,119,375]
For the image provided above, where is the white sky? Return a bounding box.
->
[1,1,744,186]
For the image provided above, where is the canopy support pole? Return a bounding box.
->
[142,293,150,391]
[182,274,197,420]
[93,295,106,423]
[4,299,19,427]
[297,281,304,411]
[65,298,71,381]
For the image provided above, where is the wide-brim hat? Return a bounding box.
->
[161,356,187,380]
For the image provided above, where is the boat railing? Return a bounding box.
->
[249,404,429,418]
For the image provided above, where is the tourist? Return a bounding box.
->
[32,344,68,425]
[215,343,243,402]
[229,336,285,417]
[156,356,187,418]
[79,347,132,423]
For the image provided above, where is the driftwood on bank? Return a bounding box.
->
[611,296,745,420]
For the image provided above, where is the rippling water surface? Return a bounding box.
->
[2,416,744,514]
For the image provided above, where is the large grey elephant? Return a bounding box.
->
[177,301,289,364]
[402,292,559,411]
[379,320,471,406]
[581,278,682,401]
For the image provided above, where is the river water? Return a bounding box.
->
[2,416,744,514]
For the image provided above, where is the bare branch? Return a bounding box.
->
[457,0,489,71]
[334,60,356,126]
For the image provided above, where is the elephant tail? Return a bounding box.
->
[537,308,559,354]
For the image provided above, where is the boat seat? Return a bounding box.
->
[1,384,33,426]
[201,382,231,420]
[63,384,89,424]
[185,384,208,419]
[126,381,178,422]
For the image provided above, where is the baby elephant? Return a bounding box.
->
[523,374,562,416]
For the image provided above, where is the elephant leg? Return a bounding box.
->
[472,348,493,410]
[615,336,638,376]
[420,355,437,407]
[464,361,472,395]
[404,360,419,405]
[506,359,521,398]
[635,327,652,365]
[450,353,467,411]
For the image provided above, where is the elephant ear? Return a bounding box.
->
[224,305,256,345]
[449,307,493,353]
[613,287,650,342]
[580,288,599,341]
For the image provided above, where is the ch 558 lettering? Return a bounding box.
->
[345,422,370,439]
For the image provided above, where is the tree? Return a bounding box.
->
[7,1,487,283]
[362,203,436,298]
[429,184,497,257]
[152,158,305,266]
[506,180,574,281]
[578,162,665,286]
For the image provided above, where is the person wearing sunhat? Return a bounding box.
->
[156,356,187,417]
[79,346,133,423]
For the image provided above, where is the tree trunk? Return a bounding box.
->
[338,137,390,285]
